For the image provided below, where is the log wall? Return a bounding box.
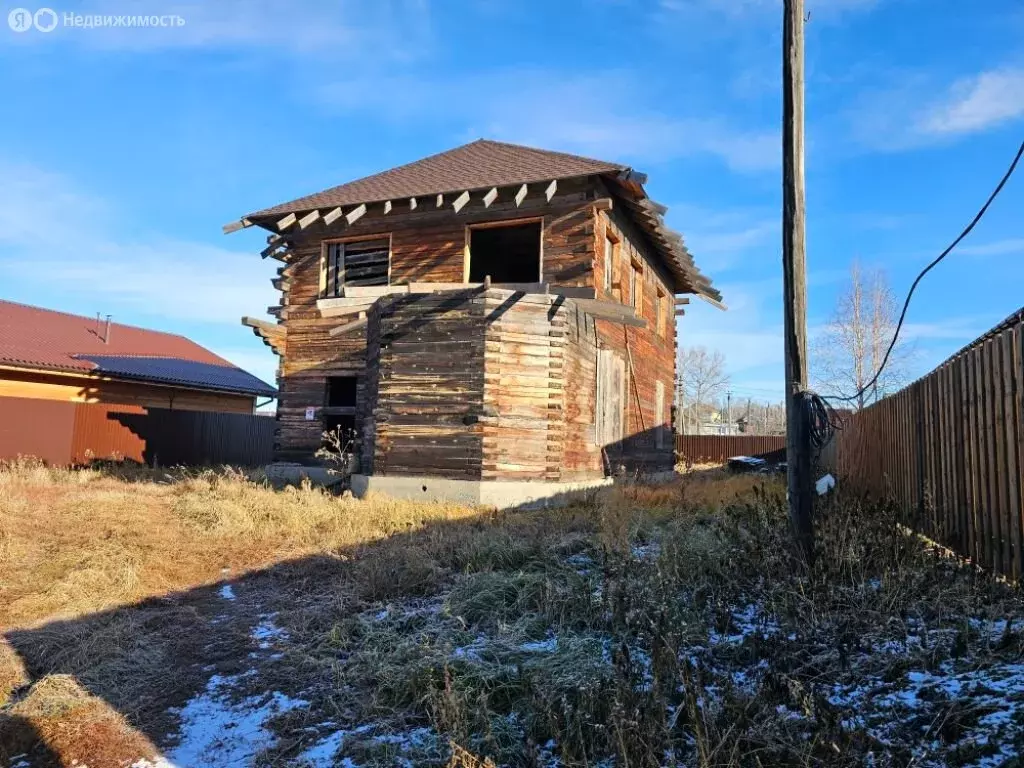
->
[269,175,676,473]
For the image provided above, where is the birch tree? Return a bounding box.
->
[676,346,730,432]
[814,261,911,409]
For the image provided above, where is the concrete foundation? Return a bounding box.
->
[350,474,613,509]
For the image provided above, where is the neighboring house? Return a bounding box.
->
[230,139,720,504]
[0,299,276,412]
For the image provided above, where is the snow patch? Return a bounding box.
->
[156,672,307,767]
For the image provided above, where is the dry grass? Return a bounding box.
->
[0,459,483,630]
[3,458,1021,767]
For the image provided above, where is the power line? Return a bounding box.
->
[828,138,1024,405]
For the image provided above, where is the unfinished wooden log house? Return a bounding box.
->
[227,140,721,504]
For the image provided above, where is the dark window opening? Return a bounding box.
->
[326,237,389,298]
[326,376,357,408]
[468,221,541,284]
[323,376,358,451]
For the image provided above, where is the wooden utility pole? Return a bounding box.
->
[782,0,815,562]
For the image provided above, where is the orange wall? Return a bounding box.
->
[0,368,255,414]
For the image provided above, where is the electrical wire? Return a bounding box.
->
[828,138,1024,405]
[798,138,1024,455]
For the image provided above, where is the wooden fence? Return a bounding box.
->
[825,308,1024,579]
[675,434,786,464]
[0,397,275,467]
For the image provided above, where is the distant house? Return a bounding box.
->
[0,299,275,412]
[230,139,720,504]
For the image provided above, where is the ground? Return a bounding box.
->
[1,460,1022,767]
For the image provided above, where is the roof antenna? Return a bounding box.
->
[104,314,112,345]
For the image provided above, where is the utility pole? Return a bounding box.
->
[782,0,814,563]
[726,391,732,434]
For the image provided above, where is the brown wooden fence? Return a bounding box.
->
[675,434,786,464]
[825,308,1024,579]
[0,397,275,467]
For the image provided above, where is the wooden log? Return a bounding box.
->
[345,204,367,225]
[329,315,368,337]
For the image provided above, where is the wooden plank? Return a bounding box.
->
[298,209,321,229]
[515,184,528,207]
[999,330,1020,579]
[277,212,297,230]
[222,218,251,234]
[409,197,417,211]
[383,200,393,215]
[452,190,471,213]
[545,179,557,202]
[1015,325,1024,579]
[483,187,498,208]
[323,207,343,226]
[345,203,367,225]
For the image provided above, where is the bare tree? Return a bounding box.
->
[814,261,912,409]
[676,346,730,433]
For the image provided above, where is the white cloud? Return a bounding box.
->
[851,67,1024,150]
[0,160,279,379]
[922,69,1024,136]
[316,70,779,172]
[958,238,1024,257]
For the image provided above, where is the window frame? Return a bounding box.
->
[463,216,545,284]
[630,258,643,312]
[319,233,393,298]
[602,232,618,296]
[656,287,667,337]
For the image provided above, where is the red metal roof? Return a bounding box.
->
[0,300,276,397]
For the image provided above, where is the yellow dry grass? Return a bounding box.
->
[0,459,773,766]
[0,460,482,630]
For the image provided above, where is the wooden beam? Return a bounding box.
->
[436,193,444,208]
[675,297,690,305]
[409,197,418,210]
[298,209,320,229]
[316,297,378,316]
[383,200,393,214]
[515,183,528,207]
[544,179,557,202]
[452,190,470,213]
[222,218,251,235]
[342,285,409,298]
[345,203,367,225]
[618,169,648,186]
[482,187,498,208]
[552,286,597,299]
[329,315,368,337]
[324,305,371,322]
[323,207,343,226]
[408,281,484,293]
[696,292,728,311]
[592,198,613,212]
[261,242,287,259]
[276,212,297,230]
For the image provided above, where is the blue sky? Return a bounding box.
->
[1,0,1022,405]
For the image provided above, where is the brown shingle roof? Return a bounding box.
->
[247,139,627,219]
[241,138,720,301]
[0,300,276,397]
